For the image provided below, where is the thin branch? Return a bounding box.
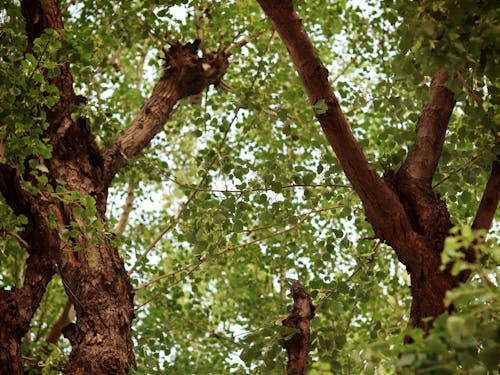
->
[245,205,343,234]
[215,220,303,258]
[115,182,135,235]
[432,156,478,189]
[133,263,197,292]
[169,177,351,194]
[135,263,201,310]
[164,304,239,346]
[457,71,500,141]
[315,241,380,313]
[0,228,31,250]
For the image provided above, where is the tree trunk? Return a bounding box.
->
[0,1,229,372]
[256,0,499,333]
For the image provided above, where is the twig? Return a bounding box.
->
[135,263,201,310]
[432,156,478,189]
[0,228,30,250]
[168,177,351,194]
[215,221,303,258]
[315,241,381,313]
[457,70,500,141]
[133,263,197,292]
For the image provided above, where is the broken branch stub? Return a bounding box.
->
[282,280,315,375]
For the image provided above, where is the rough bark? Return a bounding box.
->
[256,0,496,331]
[102,41,229,184]
[282,281,315,375]
[0,1,229,373]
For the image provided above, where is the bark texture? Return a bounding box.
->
[257,0,499,331]
[282,281,315,375]
[0,0,229,373]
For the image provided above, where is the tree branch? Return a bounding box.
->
[282,280,315,375]
[115,182,136,235]
[256,0,418,266]
[400,72,455,183]
[45,299,75,345]
[103,42,229,184]
[0,253,56,372]
[472,161,500,231]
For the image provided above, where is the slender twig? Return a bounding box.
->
[115,182,135,235]
[135,263,202,310]
[168,177,350,194]
[245,205,343,234]
[315,241,381,312]
[166,304,240,346]
[27,40,50,82]
[432,156,478,189]
[457,71,500,141]
[0,228,31,250]
[133,263,197,291]
[215,221,303,258]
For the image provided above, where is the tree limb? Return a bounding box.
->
[103,42,229,184]
[399,72,455,183]
[0,253,56,372]
[256,0,419,266]
[282,280,315,375]
[472,160,500,231]
[45,299,75,345]
[115,182,136,235]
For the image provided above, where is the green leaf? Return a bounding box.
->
[313,99,329,115]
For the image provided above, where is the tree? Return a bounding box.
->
[0,0,498,374]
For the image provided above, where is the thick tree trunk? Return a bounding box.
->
[0,1,229,372]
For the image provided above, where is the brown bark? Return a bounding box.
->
[102,41,229,184]
[0,253,56,373]
[472,161,500,231]
[256,0,493,332]
[282,281,315,375]
[0,1,229,374]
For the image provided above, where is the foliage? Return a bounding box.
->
[0,0,498,374]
